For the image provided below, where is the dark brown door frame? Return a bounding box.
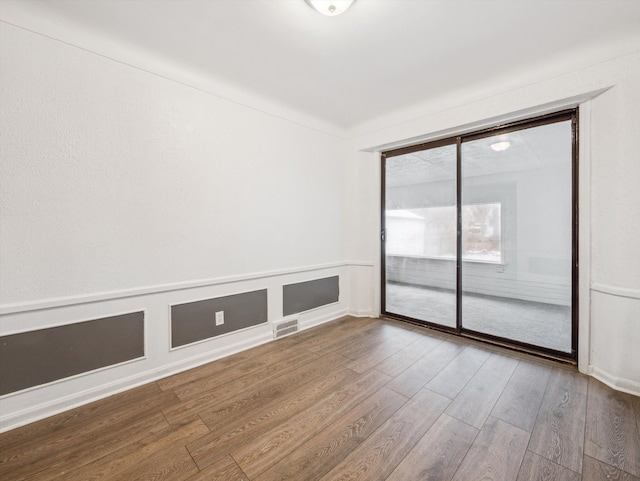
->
[381,109,579,363]
[381,137,459,335]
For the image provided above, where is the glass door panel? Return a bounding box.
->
[383,143,457,329]
[460,120,573,353]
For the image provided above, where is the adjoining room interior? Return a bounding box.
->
[1,1,639,480]
[385,282,572,352]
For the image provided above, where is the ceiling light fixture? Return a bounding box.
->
[490,141,511,152]
[306,0,355,16]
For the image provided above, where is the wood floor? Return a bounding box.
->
[2,316,639,481]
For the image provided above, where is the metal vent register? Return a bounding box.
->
[273,319,298,339]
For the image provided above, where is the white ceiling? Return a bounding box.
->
[2,0,639,133]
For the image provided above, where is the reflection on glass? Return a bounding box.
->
[461,121,573,352]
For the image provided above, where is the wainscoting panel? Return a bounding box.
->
[171,289,268,348]
[589,287,640,396]
[0,264,352,433]
[0,311,144,396]
[283,276,340,316]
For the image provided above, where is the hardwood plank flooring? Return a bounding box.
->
[585,377,640,476]
[425,344,491,399]
[385,338,466,397]
[188,368,358,469]
[373,334,443,377]
[318,388,451,481]
[232,369,392,478]
[491,361,551,432]
[171,338,313,401]
[1,316,637,481]
[22,412,170,481]
[528,367,589,473]
[339,323,419,361]
[516,451,581,481]
[582,455,640,481]
[193,351,348,430]
[445,352,519,428]
[2,389,181,481]
[386,413,478,481]
[252,387,406,481]
[162,348,326,426]
[452,416,530,481]
[345,331,421,373]
[184,455,249,481]
[0,382,168,451]
[49,419,208,481]
[156,337,298,393]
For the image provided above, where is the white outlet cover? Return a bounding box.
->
[215,311,224,326]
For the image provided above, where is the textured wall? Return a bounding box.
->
[589,79,640,290]
[0,24,347,305]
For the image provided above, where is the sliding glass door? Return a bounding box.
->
[382,111,577,360]
[382,141,457,329]
[460,120,574,353]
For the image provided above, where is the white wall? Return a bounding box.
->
[345,150,378,316]
[0,23,350,305]
[348,50,640,395]
[0,22,353,431]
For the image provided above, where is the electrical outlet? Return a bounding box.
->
[215,311,224,326]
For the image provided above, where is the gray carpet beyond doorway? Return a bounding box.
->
[385,282,572,353]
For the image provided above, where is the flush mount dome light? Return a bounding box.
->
[306,0,355,16]
[490,141,511,152]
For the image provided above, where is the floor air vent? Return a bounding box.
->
[273,319,298,339]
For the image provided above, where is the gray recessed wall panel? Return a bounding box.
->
[171,289,268,348]
[283,276,340,316]
[0,312,144,396]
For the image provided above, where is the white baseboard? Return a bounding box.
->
[298,308,349,331]
[0,329,272,433]
[588,366,640,397]
[0,307,353,433]
[348,309,376,318]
